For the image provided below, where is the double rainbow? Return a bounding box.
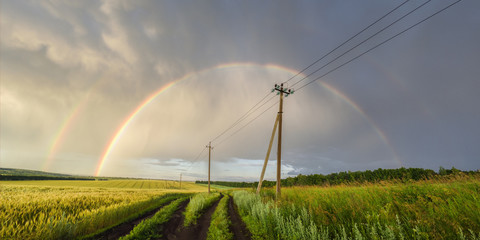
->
[41,62,400,176]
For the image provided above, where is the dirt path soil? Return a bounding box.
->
[86,198,177,240]
[161,197,221,240]
[158,199,190,240]
[228,196,252,240]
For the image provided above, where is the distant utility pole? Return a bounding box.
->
[207,142,213,194]
[179,173,182,189]
[273,83,293,200]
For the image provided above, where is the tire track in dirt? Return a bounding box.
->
[86,197,178,240]
[161,196,221,240]
[157,198,190,240]
[228,196,252,240]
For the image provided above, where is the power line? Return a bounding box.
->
[184,147,208,172]
[194,0,461,159]
[282,0,410,85]
[211,92,276,143]
[214,100,279,148]
[208,0,413,150]
[295,0,462,92]
[206,1,415,148]
[290,0,432,88]
[193,147,207,162]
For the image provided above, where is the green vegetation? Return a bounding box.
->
[196,183,234,190]
[183,192,221,226]
[0,167,74,177]
[3,168,479,239]
[196,181,251,188]
[0,167,94,180]
[0,180,205,239]
[207,195,233,240]
[82,194,185,240]
[233,190,327,240]
[233,174,480,239]
[119,197,188,240]
[199,167,480,188]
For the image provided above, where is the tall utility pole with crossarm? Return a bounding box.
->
[256,83,293,200]
[274,83,293,200]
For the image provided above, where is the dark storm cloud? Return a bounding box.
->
[1,0,479,179]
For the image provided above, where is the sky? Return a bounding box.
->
[1,0,479,181]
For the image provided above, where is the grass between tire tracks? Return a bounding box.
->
[207,194,233,240]
[81,193,184,240]
[183,192,221,227]
[119,196,189,240]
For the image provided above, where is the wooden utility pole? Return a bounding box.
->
[273,83,293,201]
[207,142,213,194]
[257,114,279,194]
[179,173,182,189]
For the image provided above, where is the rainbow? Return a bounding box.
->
[42,96,89,171]
[95,81,177,176]
[42,76,112,172]
[94,62,400,176]
[94,62,301,176]
[319,81,401,166]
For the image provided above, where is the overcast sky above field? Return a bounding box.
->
[1,0,479,181]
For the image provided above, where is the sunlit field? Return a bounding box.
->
[0,179,204,190]
[2,175,480,239]
[0,180,205,239]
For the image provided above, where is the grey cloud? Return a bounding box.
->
[1,0,479,179]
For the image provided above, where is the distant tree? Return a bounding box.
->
[439,166,447,175]
[451,167,460,174]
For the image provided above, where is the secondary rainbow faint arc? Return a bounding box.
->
[95,62,400,176]
[43,103,84,171]
[43,92,93,171]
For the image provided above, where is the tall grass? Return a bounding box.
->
[270,178,480,239]
[247,175,480,239]
[183,192,221,226]
[207,194,233,240]
[119,196,188,240]
[233,191,328,240]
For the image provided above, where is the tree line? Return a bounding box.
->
[196,167,478,188]
[0,175,95,181]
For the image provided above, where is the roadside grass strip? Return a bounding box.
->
[262,177,480,239]
[233,190,326,240]
[183,192,221,227]
[234,190,410,240]
[233,189,480,240]
[119,196,189,240]
[207,194,233,240]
